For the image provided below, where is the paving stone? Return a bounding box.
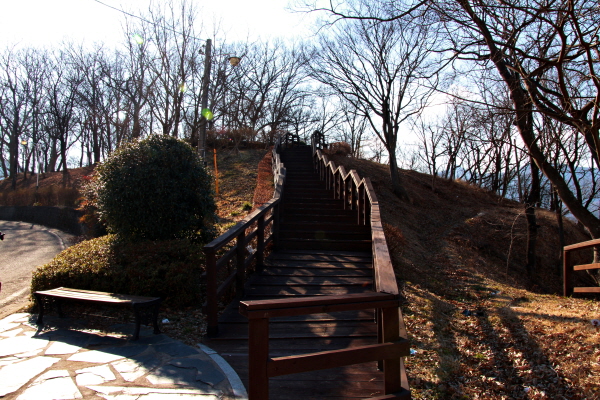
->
[0,313,30,326]
[137,394,219,399]
[16,369,82,400]
[0,356,21,367]
[9,313,31,323]
[36,328,92,342]
[75,364,116,386]
[146,364,200,386]
[67,349,126,363]
[0,328,24,337]
[87,335,125,347]
[14,348,44,358]
[45,341,83,355]
[135,333,174,345]
[0,356,60,396]
[87,386,220,397]
[169,358,225,386]
[0,322,20,333]
[0,336,49,357]
[109,323,154,337]
[112,352,163,382]
[154,342,201,358]
[97,344,148,358]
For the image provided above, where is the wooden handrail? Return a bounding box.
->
[240,133,410,399]
[241,293,410,400]
[203,134,287,337]
[563,238,600,296]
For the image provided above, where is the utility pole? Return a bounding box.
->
[199,38,212,166]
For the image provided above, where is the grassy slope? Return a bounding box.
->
[329,155,599,400]
[4,149,599,398]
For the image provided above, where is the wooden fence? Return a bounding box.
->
[239,133,410,399]
[203,135,286,336]
[563,238,600,296]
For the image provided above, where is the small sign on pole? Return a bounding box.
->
[214,148,219,196]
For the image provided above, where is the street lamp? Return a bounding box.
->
[198,39,242,165]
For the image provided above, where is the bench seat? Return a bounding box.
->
[35,287,162,340]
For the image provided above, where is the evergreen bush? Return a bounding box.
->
[31,235,205,308]
[95,135,216,241]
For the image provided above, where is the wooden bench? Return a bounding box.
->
[34,287,162,340]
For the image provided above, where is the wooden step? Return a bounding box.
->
[277,238,372,252]
[249,276,372,286]
[279,229,371,241]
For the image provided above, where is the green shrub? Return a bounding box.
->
[31,235,205,308]
[95,135,216,242]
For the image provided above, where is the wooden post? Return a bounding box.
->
[563,248,572,296]
[273,202,280,250]
[213,148,219,196]
[257,213,265,271]
[248,317,270,400]
[236,231,246,296]
[205,248,218,337]
[382,305,402,394]
[358,185,365,225]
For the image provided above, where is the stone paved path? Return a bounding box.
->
[0,313,247,400]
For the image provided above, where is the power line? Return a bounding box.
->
[91,0,207,43]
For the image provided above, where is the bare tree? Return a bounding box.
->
[308,8,441,200]
[434,0,600,239]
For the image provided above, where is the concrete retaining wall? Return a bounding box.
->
[0,206,85,235]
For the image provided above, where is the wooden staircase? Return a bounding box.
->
[203,145,410,399]
[279,146,372,253]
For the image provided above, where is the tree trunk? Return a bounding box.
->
[524,157,540,281]
[388,152,410,202]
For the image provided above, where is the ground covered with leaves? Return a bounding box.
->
[330,155,600,399]
[11,148,600,399]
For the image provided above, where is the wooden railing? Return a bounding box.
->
[203,135,287,337]
[241,133,410,399]
[563,238,600,296]
[240,293,410,400]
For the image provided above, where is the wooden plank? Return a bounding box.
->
[241,292,397,312]
[261,267,373,277]
[267,341,409,377]
[35,288,159,304]
[241,295,399,320]
[249,276,372,286]
[564,238,600,251]
[573,263,600,271]
[248,318,269,399]
[573,287,600,293]
[365,389,411,400]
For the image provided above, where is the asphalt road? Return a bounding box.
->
[0,221,75,320]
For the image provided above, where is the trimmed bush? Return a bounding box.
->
[95,135,216,242]
[325,141,352,157]
[31,235,205,308]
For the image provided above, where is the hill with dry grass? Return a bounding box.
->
[2,149,599,398]
[329,155,599,399]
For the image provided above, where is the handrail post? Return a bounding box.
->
[248,317,270,400]
[273,202,280,250]
[205,248,218,337]
[563,248,572,296]
[358,185,365,225]
[257,213,266,271]
[236,230,246,297]
[382,304,402,393]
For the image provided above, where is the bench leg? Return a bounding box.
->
[152,305,161,335]
[133,305,141,341]
[55,298,64,318]
[35,293,44,326]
